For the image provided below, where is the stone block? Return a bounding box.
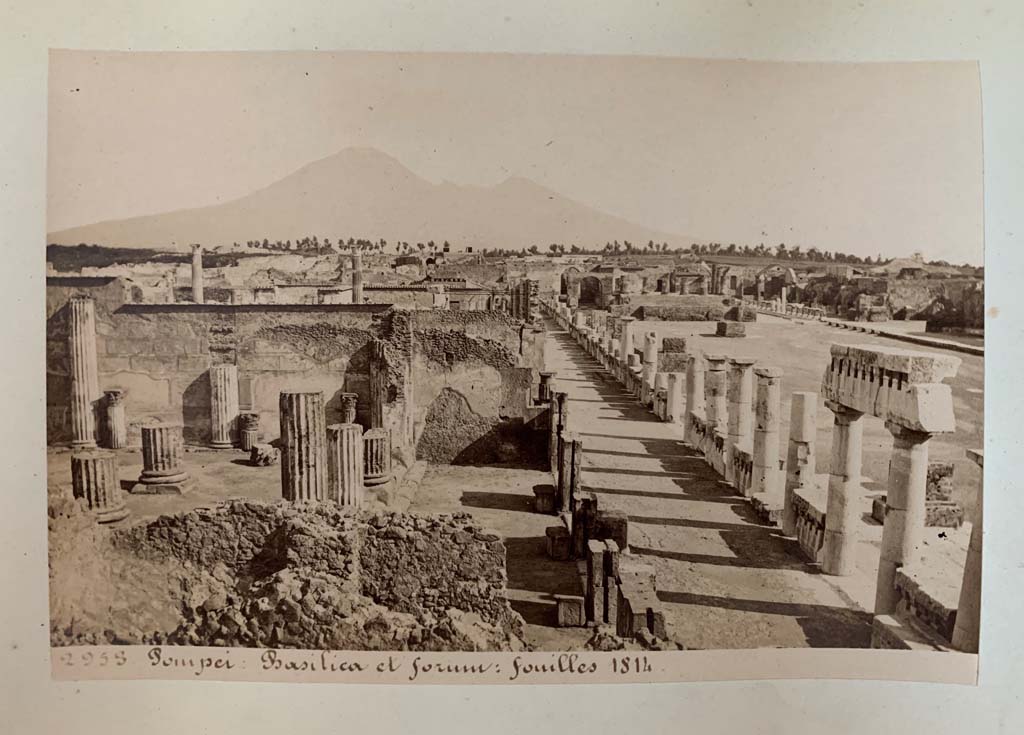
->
[130,478,193,495]
[177,355,212,372]
[926,501,965,528]
[927,462,955,501]
[715,321,746,338]
[130,356,175,374]
[250,443,280,467]
[618,555,657,590]
[554,594,585,627]
[604,580,619,626]
[545,525,571,560]
[661,337,688,352]
[533,485,556,514]
[594,509,628,552]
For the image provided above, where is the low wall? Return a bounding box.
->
[611,294,738,321]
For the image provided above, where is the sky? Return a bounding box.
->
[48,51,983,264]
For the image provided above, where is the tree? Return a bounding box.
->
[528,244,540,255]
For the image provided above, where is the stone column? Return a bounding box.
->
[368,339,387,429]
[666,372,684,424]
[751,367,782,498]
[951,449,983,653]
[69,295,101,448]
[783,391,818,536]
[351,251,364,303]
[209,364,239,448]
[641,332,659,405]
[363,428,393,493]
[538,371,556,403]
[239,412,260,451]
[132,423,192,494]
[103,390,127,449]
[327,423,364,507]
[684,355,705,444]
[726,358,756,486]
[339,392,359,425]
[780,285,788,311]
[191,244,204,304]
[821,401,865,575]
[550,391,569,477]
[71,449,130,523]
[874,422,932,614]
[619,316,637,365]
[279,391,328,502]
[558,430,583,514]
[704,356,728,435]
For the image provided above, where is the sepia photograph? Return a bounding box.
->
[43,50,983,678]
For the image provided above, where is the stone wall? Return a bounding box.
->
[47,280,545,466]
[611,294,737,321]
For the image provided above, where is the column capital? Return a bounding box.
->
[884,420,932,443]
[753,365,783,380]
[824,399,863,419]
[705,354,727,369]
[728,357,757,369]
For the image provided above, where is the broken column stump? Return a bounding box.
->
[131,423,193,494]
[71,448,130,523]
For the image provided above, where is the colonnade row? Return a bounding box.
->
[751,298,826,320]
[544,298,980,653]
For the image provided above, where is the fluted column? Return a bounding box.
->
[339,392,359,425]
[684,355,705,444]
[191,244,204,304]
[209,364,239,448]
[132,423,191,493]
[71,449,130,523]
[69,295,101,448]
[665,372,684,424]
[704,356,728,462]
[725,359,755,486]
[327,423,364,507]
[751,367,783,498]
[783,391,818,536]
[279,391,327,502]
[822,401,865,575]
[875,422,932,614]
[363,428,393,491]
[103,390,127,449]
[239,412,260,451]
[952,449,983,653]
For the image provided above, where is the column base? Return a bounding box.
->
[94,504,131,523]
[209,441,237,449]
[131,474,194,495]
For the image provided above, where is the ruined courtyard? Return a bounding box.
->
[46,248,983,654]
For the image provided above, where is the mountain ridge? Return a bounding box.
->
[48,147,692,251]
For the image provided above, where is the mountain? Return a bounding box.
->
[47,148,690,251]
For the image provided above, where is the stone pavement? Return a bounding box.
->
[545,325,875,649]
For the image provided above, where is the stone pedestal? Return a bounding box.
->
[279,391,328,502]
[822,402,865,575]
[751,366,783,498]
[666,372,684,424]
[103,390,127,449]
[684,355,705,444]
[726,359,755,486]
[339,392,359,425]
[783,391,818,536]
[71,449,130,523]
[327,423,364,508]
[951,449,983,653]
[209,364,239,448]
[874,423,932,614]
[132,423,192,494]
[69,295,100,448]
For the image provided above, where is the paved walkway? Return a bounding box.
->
[545,322,874,649]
